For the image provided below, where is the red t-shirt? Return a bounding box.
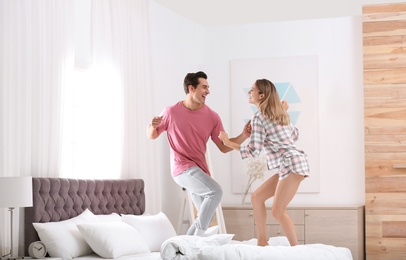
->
[156,101,224,177]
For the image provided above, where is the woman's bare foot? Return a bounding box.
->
[257,240,269,247]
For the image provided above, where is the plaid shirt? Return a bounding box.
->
[240,110,306,171]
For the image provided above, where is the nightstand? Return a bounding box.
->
[0,258,62,260]
[223,204,364,260]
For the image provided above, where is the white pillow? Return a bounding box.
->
[122,212,177,252]
[95,212,122,222]
[77,222,150,258]
[33,209,97,260]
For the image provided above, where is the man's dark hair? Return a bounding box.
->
[183,71,207,94]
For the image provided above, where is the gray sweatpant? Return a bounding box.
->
[174,166,223,235]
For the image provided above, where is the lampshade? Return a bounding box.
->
[0,176,33,208]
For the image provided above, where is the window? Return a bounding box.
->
[60,65,123,179]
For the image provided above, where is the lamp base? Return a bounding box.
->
[1,248,12,259]
[0,256,63,260]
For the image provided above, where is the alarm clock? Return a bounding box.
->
[28,241,47,259]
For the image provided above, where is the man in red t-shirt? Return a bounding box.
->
[147,71,251,236]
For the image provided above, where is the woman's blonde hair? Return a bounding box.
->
[256,79,290,126]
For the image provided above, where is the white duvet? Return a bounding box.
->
[74,252,162,260]
[160,234,353,260]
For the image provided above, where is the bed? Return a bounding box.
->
[24,177,166,260]
[24,178,353,260]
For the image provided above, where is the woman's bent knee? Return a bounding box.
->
[271,207,285,221]
[251,191,264,205]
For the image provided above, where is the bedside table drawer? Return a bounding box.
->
[267,224,305,241]
[265,209,304,225]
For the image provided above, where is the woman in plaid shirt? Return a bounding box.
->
[219,79,309,247]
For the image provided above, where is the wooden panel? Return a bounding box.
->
[365,125,406,135]
[364,53,406,69]
[364,253,406,260]
[363,21,406,37]
[363,35,406,47]
[382,221,406,238]
[365,193,406,215]
[366,215,406,237]
[365,152,406,160]
[364,42,406,57]
[364,107,406,124]
[364,68,406,84]
[364,120,406,128]
[365,159,406,176]
[364,99,406,109]
[366,237,406,254]
[363,41,406,55]
[363,13,406,23]
[363,84,406,101]
[365,105,406,114]
[363,3,406,15]
[365,143,406,153]
[363,4,406,258]
[366,176,406,192]
[364,134,406,143]
[364,87,392,99]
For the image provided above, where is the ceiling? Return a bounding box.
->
[152,0,405,27]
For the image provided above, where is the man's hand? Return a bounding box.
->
[150,116,163,129]
[281,100,289,111]
[147,116,163,139]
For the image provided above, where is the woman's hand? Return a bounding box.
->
[242,120,252,138]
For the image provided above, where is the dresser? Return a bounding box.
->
[223,205,364,260]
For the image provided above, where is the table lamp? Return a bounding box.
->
[0,176,33,259]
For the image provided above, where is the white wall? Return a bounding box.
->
[149,2,365,228]
[153,0,406,27]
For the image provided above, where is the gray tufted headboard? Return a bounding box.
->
[24,178,145,256]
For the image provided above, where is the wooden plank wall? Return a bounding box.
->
[363,2,406,259]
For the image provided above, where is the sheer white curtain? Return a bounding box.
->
[90,0,160,213]
[0,0,74,256]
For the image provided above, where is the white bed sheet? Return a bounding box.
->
[160,235,353,260]
[197,243,353,260]
[70,235,353,260]
[74,252,162,260]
